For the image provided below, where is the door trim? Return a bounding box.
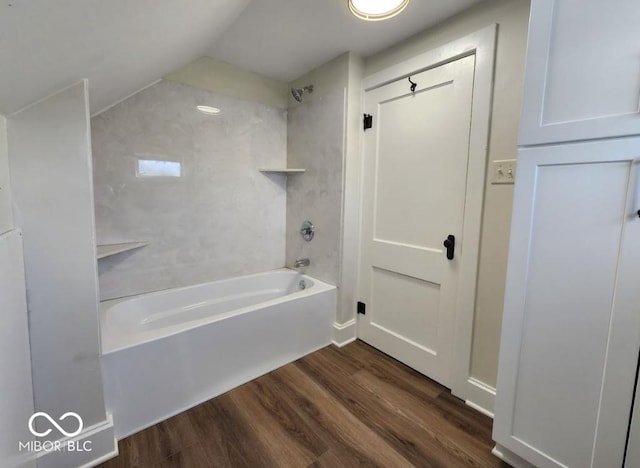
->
[352,25,497,412]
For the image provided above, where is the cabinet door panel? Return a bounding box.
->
[520,0,640,145]
[494,138,640,468]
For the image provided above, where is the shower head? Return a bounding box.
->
[291,84,314,103]
[291,88,303,103]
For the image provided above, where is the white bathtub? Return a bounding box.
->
[100,269,336,439]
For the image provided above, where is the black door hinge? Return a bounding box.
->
[357,301,366,315]
[363,114,373,131]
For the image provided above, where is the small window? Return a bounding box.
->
[136,159,182,178]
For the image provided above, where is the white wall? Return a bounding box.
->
[0,116,11,234]
[365,0,530,388]
[92,80,288,300]
[338,53,364,330]
[165,57,289,109]
[0,116,35,468]
[8,81,115,466]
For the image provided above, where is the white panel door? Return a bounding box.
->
[519,0,640,145]
[493,138,640,468]
[358,55,475,388]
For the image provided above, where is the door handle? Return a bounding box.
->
[443,235,455,260]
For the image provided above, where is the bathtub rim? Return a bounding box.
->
[99,268,335,355]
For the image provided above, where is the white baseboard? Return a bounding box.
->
[332,319,357,347]
[465,377,496,418]
[36,414,117,468]
[492,444,536,468]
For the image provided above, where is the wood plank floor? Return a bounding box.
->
[100,340,509,468]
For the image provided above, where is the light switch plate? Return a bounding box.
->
[491,159,517,185]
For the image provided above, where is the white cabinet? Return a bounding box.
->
[495,2,640,466]
[519,0,640,145]
[494,139,640,467]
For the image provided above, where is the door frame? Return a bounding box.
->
[352,25,497,411]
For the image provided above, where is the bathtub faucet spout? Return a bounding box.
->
[294,258,310,268]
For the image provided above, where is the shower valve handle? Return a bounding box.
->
[300,221,315,242]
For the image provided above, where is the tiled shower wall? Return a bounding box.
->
[285,90,346,285]
[92,81,287,300]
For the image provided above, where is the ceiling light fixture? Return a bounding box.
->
[196,105,221,115]
[348,0,410,21]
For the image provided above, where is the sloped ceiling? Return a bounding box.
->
[0,0,485,116]
[209,0,483,83]
[0,0,250,115]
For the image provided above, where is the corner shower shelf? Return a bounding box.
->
[97,242,149,260]
[259,168,306,174]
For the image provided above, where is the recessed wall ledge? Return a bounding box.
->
[259,168,306,174]
[97,242,149,260]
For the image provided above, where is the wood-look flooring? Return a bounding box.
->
[100,340,509,468]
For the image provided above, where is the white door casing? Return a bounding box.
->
[358,55,474,388]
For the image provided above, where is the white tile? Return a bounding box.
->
[285,91,345,285]
[92,81,288,300]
